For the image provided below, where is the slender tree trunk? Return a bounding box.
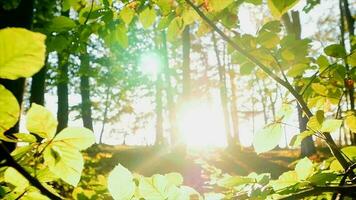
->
[99,86,110,144]
[57,52,69,133]
[182,26,191,99]
[0,0,34,156]
[228,64,241,146]
[79,53,93,130]
[155,73,164,146]
[282,11,316,156]
[30,61,47,106]
[161,31,178,145]
[212,33,233,147]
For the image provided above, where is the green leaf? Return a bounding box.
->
[4,167,29,189]
[253,123,283,154]
[267,0,300,18]
[43,142,84,186]
[320,119,342,133]
[269,171,298,191]
[26,103,58,139]
[0,84,20,134]
[120,6,135,25]
[289,130,314,147]
[260,21,281,33]
[115,24,129,48]
[257,31,280,49]
[307,110,324,131]
[53,127,95,150]
[295,157,313,180]
[345,112,356,132]
[311,83,327,96]
[308,172,338,185]
[108,164,135,200]
[217,175,255,188]
[139,7,156,29]
[209,0,233,12]
[182,7,198,25]
[165,172,183,186]
[347,50,356,66]
[316,55,329,71]
[341,146,356,160]
[324,44,346,58]
[48,16,76,32]
[139,175,170,199]
[14,133,37,143]
[0,28,46,80]
[167,17,184,42]
[245,0,262,5]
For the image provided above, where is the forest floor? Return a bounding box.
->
[85,144,331,192]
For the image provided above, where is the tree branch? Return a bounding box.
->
[279,185,356,200]
[0,143,61,200]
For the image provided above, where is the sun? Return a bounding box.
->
[177,100,227,147]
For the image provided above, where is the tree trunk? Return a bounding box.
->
[0,0,35,155]
[30,62,47,105]
[228,65,241,146]
[79,53,93,131]
[57,52,69,133]
[212,33,233,147]
[282,11,316,156]
[161,31,178,145]
[155,73,164,146]
[182,26,191,99]
[99,86,110,144]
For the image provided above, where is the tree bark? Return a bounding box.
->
[282,11,316,157]
[79,53,93,130]
[212,33,233,147]
[161,31,178,145]
[228,64,241,146]
[182,26,192,99]
[0,0,35,154]
[155,73,164,146]
[57,52,69,133]
[30,62,47,106]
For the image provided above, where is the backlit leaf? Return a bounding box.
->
[108,164,135,200]
[324,44,346,58]
[53,127,95,150]
[0,28,46,80]
[295,157,313,180]
[26,103,57,139]
[320,119,342,133]
[267,0,300,18]
[120,6,135,25]
[0,84,20,134]
[253,123,283,154]
[139,7,156,29]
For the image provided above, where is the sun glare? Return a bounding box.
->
[177,101,227,147]
[139,52,161,78]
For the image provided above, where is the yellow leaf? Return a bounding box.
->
[0,28,46,80]
[26,103,58,139]
[0,84,20,134]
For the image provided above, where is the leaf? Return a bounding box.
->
[347,50,356,66]
[108,164,135,200]
[4,167,29,189]
[257,31,280,49]
[53,127,95,150]
[43,142,84,186]
[320,119,342,133]
[267,0,300,18]
[345,112,356,132]
[307,110,324,131]
[311,83,327,96]
[289,130,314,147]
[26,103,57,139]
[269,171,298,191]
[209,0,233,12]
[324,44,346,58]
[139,175,170,199]
[139,7,156,29]
[295,157,313,180]
[48,16,76,32]
[0,84,20,134]
[120,6,135,25]
[253,123,283,154]
[167,17,184,42]
[341,146,356,160]
[0,28,46,80]
[165,172,183,186]
[217,175,255,188]
[308,172,338,185]
[13,133,37,143]
[115,24,129,48]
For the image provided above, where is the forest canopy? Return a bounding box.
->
[0,0,355,199]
